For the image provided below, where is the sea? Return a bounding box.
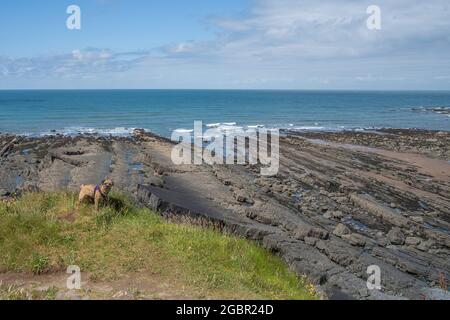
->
[0,90,449,137]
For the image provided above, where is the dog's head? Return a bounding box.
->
[100,178,114,194]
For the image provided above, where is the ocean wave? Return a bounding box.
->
[23,127,140,137]
[411,106,450,115]
[216,125,243,131]
[173,128,194,133]
[292,126,326,131]
[176,122,374,136]
[15,123,403,139]
[287,125,386,133]
[206,123,221,128]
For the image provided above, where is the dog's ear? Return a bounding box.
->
[102,177,114,185]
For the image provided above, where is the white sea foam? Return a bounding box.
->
[292,126,326,131]
[23,122,396,139]
[174,128,194,133]
[33,127,139,137]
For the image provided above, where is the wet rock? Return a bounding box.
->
[244,208,258,220]
[387,227,405,245]
[0,137,19,157]
[234,191,254,205]
[358,288,370,298]
[148,176,164,188]
[417,240,434,252]
[342,233,366,247]
[272,184,283,193]
[411,216,424,223]
[377,238,388,247]
[350,194,410,228]
[323,211,332,219]
[420,288,450,300]
[333,223,351,237]
[304,237,318,246]
[294,226,329,240]
[260,186,270,194]
[405,237,422,246]
[293,226,309,240]
[254,213,276,226]
[315,240,356,266]
[310,228,330,241]
[331,210,345,219]
[132,128,147,138]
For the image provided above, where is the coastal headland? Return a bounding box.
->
[1,129,449,300]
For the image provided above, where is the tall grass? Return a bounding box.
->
[0,192,317,300]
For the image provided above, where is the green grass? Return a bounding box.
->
[0,283,33,300]
[0,283,59,300]
[0,192,317,300]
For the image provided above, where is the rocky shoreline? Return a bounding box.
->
[1,129,449,300]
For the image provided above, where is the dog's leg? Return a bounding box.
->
[76,194,83,211]
[94,194,100,211]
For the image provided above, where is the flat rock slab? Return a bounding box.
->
[137,184,228,221]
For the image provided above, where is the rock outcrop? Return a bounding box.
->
[1,128,449,300]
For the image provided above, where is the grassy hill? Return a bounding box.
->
[0,192,317,300]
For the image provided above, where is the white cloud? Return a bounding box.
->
[72,49,112,61]
[0,48,148,79]
[193,0,450,62]
[1,0,450,89]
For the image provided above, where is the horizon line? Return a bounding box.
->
[1,88,450,92]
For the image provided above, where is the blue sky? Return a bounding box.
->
[1,0,450,89]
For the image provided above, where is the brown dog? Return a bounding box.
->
[77,178,114,211]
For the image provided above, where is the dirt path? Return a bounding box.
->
[0,272,193,300]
